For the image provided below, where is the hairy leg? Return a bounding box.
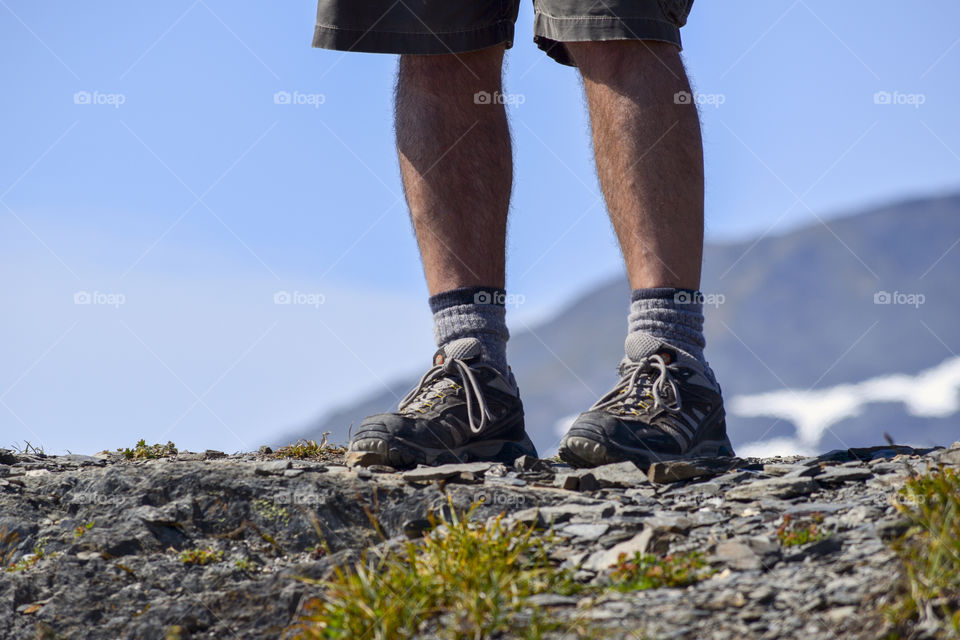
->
[567,40,704,290]
[395,46,512,295]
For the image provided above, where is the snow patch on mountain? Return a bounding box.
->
[732,356,960,456]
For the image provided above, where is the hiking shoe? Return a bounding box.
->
[558,333,734,469]
[347,337,537,469]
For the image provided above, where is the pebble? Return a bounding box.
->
[726,477,818,501]
[401,462,493,482]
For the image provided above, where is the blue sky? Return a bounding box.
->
[2,0,959,454]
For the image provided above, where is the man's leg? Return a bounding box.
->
[396,46,510,295]
[568,40,702,291]
[558,41,732,468]
[347,47,537,468]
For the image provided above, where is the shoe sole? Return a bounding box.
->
[347,433,538,469]
[558,435,735,470]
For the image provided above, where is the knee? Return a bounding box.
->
[567,40,682,80]
[399,45,504,92]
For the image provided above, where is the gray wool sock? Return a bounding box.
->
[429,286,509,375]
[628,287,715,381]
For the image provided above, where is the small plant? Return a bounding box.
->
[886,466,960,635]
[120,439,178,460]
[289,499,583,639]
[776,513,826,547]
[74,521,95,538]
[5,537,49,573]
[10,441,45,455]
[305,545,326,559]
[179,548,224,566]
[1,527,20,570]
[274,433,346,461]
[234,557,256,571]
[608,551,715,591]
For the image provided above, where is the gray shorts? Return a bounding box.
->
[312,0,694,67]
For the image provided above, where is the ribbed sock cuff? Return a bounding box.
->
[429,286,506,313]
[429,286,509,375]
[628,287,707,360]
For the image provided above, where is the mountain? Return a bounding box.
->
[282,192,960,455]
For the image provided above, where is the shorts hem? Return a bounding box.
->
[533,14,682,67]
[312,20,516,56]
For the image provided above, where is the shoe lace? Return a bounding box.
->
[398,357,494,434]
[590,354,683,415]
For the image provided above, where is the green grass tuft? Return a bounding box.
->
[120,439,178,460]
[288,500,586,639]
[608,550,715,591]
[274,433,346,461]
[5,536,50,573]
[776,513,826,547]
[179,548,224,566]
[887,465,960,636]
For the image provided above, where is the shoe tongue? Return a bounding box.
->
[624,332,664,363]
[434,337,481,366]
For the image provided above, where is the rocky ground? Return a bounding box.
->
[1,441,958,640]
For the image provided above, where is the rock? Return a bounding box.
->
[643,513,692,534]
[556,474,581,491]
[582,531,652,571]
[717,535,782,571]
[367,465,396,474]
[556,463,646,490]
[726,477,818,501]
[525,594,579,607]
[816,467,873,483]
[824,577,863,606]
[875,517,911,541]
[402,462,493,482]
[648,457,744,483]
[257,445,273,455]
[822,605,857,624]
[784,501,853,516]
[713,541,772,571]
[562,523,609,541]
[513,455,552,473]
[403,519,433,539]
[936,448,960,467]
[58,454,102,466]
[255,460,291,475]
[577,473,600,492]
[785,536,842,560]
[354,468,373,480]
[783,464,823,478]
[590,461,649,487]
